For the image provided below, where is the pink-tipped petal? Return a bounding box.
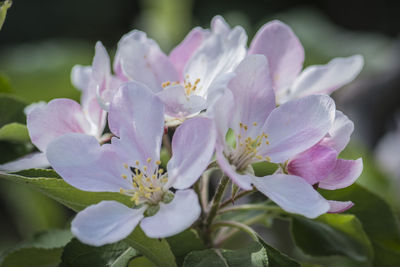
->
[216,147,253,190]
[287,145,338,185]
[184,24,247,97]
[319,158,363,190]
[72,201,145,246]
[109,82,164,164]
[27,99,94,152]
[262,95,335,163]
[0,152,49,172]
[167,117,216,189]
[169,27,207,80]
[289,55,364,99]
[321,111,354,153]
[156,84,206,118]
[114,30,178,92]
[92,41,110,83]
[228,55,275,137]
[328,200,354,213]
[249,20,304,94]
[211,15,231,35]
[140,189,200,238]
[47,133,132,192]
[252,174,330,218]
[71,65,92,91]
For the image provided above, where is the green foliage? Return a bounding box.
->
[320,184,400,266]
[61,238,139,267]
[183,241,268,267]
[124,228,177,267]
[0,94,26,128]
[256,236,300,267]
[0,74,12,93]
[0,229,72,267]
[167,229,205,266]
[291,214,373,263]
[0,123,29,143]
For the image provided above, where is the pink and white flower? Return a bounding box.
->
[114,16,247,126]
[211,55,336,218]
[0,42,121,172]
[248,20,364,104]
[287,111,363,213]
[46,81,216,246]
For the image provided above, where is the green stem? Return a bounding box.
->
[219,204,282,214]
[211,220,258,242]
[205,175,230,226]
[214,214,266,247]
[203,174,230,246]
[219,189,256,208]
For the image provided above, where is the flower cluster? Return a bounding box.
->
[1,16,364,246]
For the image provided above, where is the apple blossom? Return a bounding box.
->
[0,42,121,172]
[248,20,364,103]
[114,16,246,126]
[287,111,363,213]
[211,55,337,218]
[46,81,216,245]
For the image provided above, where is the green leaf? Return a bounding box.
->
[167,229,205,265]
[0,171,132,211]
[0,74,12,93]
[129,256,157,267]
[0,0,11,30]
[320,184,400,266]
[291,214,373,262]
[0,94,27,127]
[60,238,139,267]
[256,235,300,267]
[0,171,177,267]
[0,229,73,267]
[124,228,177,267]
[183,241,268,267]
[0,123,29,143]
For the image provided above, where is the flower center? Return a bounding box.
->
[227,122,271,172]
[119,158,169,206]
[161,75,201,97]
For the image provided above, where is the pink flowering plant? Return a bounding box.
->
[1,13,400,267]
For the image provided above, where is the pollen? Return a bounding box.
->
[118,158,169,206]
[183,76,201,96]
[229,122,272,171]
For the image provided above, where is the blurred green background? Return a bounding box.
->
[0,0,399,265]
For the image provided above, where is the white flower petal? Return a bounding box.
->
[167,117,216,189]
[0,152,49,172]
[140,189,200,238]
[289,55,364,100]
[252,174,330,218]
[72,201,145,246]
